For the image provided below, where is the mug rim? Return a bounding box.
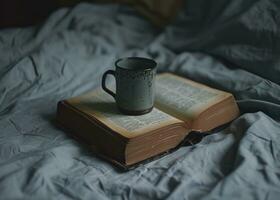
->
[115,57,157,71]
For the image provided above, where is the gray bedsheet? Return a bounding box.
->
[0,1,280,199]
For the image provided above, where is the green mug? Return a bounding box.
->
[102,57,157,115]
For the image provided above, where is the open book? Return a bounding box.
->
[57,73,240,168]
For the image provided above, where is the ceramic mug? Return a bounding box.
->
[102,57,157,115]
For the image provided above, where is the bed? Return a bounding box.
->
[0,0,280,199]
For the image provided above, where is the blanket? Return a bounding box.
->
[0,1,279,199]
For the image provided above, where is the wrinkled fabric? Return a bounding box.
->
[0,1,280,200]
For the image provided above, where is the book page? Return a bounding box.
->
[155,73,230,122]
[68,89,182,138]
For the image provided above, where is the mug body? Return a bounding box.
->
[115,57,157,115]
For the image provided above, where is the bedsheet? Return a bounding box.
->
[0,1,280,199]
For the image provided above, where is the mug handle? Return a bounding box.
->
[102,70,116,99]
